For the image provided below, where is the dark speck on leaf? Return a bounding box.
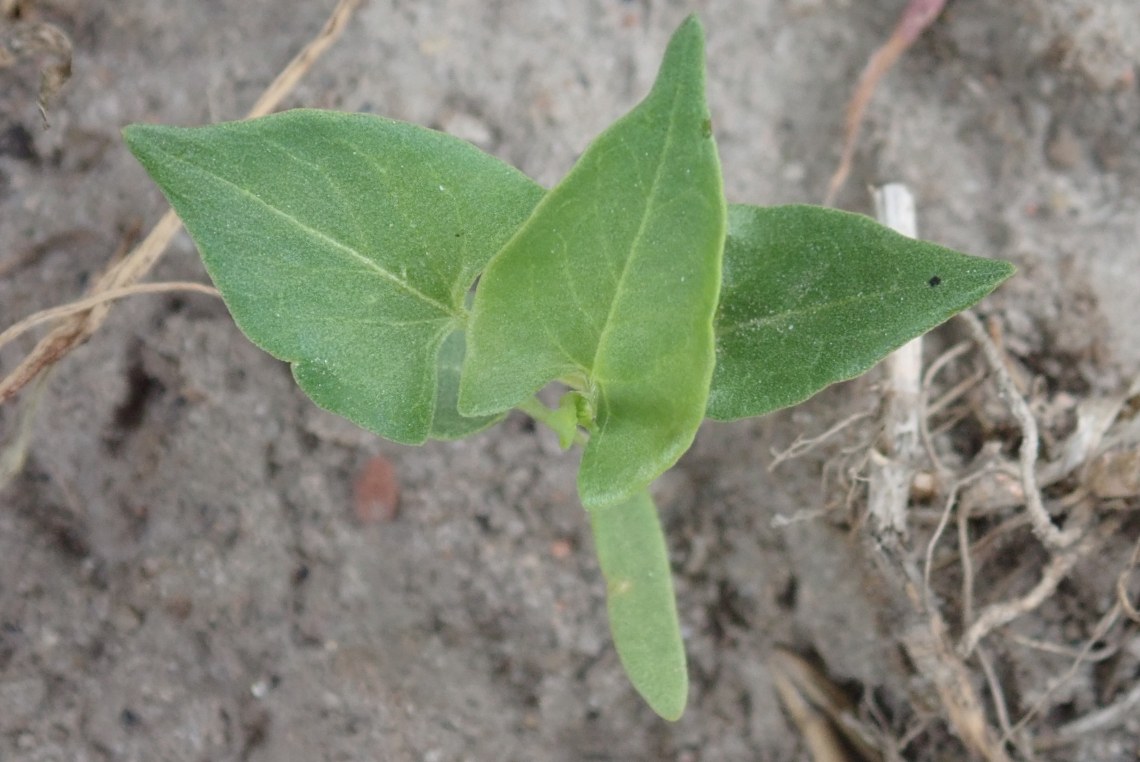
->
[928,275,942,287]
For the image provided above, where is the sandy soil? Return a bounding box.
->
[2,1,1138,760]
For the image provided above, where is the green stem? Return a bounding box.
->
[516,396,588,448]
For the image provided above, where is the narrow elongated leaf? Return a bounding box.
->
[459,16,726,509]
[124,111,543,443]
[589,490,687,721]
[708,204,1016,419]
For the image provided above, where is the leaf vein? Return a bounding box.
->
[158,147,460,318]
[589,85,686,379]
[719,282,914,337]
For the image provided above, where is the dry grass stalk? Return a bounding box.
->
[958,515,1124,656]
[0,0,362,406]
[824,0,948,204]
[0,19,72,124]
[867,183,923,535]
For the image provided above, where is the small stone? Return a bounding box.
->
[910,471,938,502]
[352,455,401,524]
[549,538,574,560]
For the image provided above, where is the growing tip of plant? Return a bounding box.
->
[458,9,725,512]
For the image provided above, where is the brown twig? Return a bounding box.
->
[918,340,973,476]
[958,515,1123,656]
[0,0,362,406]
[871,533,1012,762]
[974,646,1030,761]
[958,311,1083,550]
[1006,631,1118,663]
[920,466,997,611]
[0,281,219,351]
[825,0,949,205]
[1117,533,1140,623]
[0,370,49,492]
[770,647,884,762]
[900,599,1012,762]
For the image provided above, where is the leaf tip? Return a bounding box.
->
[668,12,706,53]
[121,123,146,154]
[641,666,689,721]
[655,692,688,723]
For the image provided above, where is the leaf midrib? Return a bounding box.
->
[718,282,927,338]
[589,83,686,383]
[585,83,688,459]
[158,146,461,320]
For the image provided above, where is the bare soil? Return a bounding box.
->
[2,1,1138,760]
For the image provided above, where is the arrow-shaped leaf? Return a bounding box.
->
[124,111,543,443]
[708,204,1015,419]
[459,16,726,509]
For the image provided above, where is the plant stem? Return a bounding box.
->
[516,396,588,448]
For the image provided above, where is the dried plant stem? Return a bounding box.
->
[1118,533,1140,623]
[0,282,218,351]
[872,533,1012,762]
[959,515,1124,656]
[900,595,1012,762]
[958,311,1082,550]
[918,340,973,475]
[0,0,362,406]
[825,0,948,204]
[768,408,874,469]
[868,183,922,535]
[0,371,49,492]
[920,466,998,614]
[974,646,1029,760]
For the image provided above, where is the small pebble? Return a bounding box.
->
[352,455,400,524]
[550,538,574,560]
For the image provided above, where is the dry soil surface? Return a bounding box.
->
[2,1,1139,760]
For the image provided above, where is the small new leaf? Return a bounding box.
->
[708,204,1016,419]
[590,490,688,721]
[124,111,543,443]
[459,16,726,509]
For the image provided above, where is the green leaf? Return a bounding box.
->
[124,111,543,443]
[589,490,687,721]
[708,204,1016,420]
[459,16,726,509]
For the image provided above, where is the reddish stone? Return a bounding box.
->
[352,455,400,524]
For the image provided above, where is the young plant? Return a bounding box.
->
[123,16,1012,720]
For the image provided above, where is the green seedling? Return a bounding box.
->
[123,16,1012,720]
